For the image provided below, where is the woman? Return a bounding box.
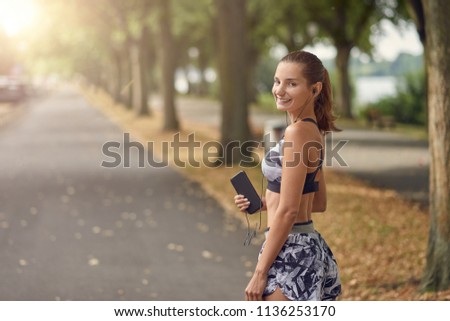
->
[234,50,341,301]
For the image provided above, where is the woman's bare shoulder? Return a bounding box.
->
[284,121,320,144]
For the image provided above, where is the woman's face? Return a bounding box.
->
[272,62,312,113]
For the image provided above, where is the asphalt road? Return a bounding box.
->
[0,89,258,300]
[327,128,429,207]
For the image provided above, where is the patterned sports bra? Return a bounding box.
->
[261,118,323,194]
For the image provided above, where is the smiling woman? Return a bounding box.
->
[0,0,38,37]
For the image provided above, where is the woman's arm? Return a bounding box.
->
[245,124,310,300]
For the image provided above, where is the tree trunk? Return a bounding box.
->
[105,63,115,98]
[138,25,151,116]
[118,49,129,105]
[145,30,158,98]
[246,45,259,106]
[216,0,251,165]
[130,42,143,113]
[335,44,353,119]
[407,0,426,44]
[113,50,123,104]
[129,28,151,117]
[421,0,450,292]
[407,0,428,131]
[158,0,179,131]
[197,49,209,96]
[121,49,133,109]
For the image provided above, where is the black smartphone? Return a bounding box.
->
[230,170,262,214]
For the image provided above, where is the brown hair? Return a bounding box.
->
[280,50,340,133]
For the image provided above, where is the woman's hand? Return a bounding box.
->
[234,194,250,212]
[234,195,266,213]
[245,270,267,301]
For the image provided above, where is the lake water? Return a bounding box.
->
[355,76,398,106]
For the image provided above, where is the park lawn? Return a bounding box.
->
[83,86,450,301]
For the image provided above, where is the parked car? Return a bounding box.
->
[0,75,27,102]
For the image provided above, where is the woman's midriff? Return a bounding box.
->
[265,189,313,228]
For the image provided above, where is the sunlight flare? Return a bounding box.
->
[0,0,38,36]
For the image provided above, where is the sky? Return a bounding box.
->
[372,19,423,60]
[305,19,423,62]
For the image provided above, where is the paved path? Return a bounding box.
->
[0,89,257,300]
[166,96,429,207]
[328,129,429,206]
